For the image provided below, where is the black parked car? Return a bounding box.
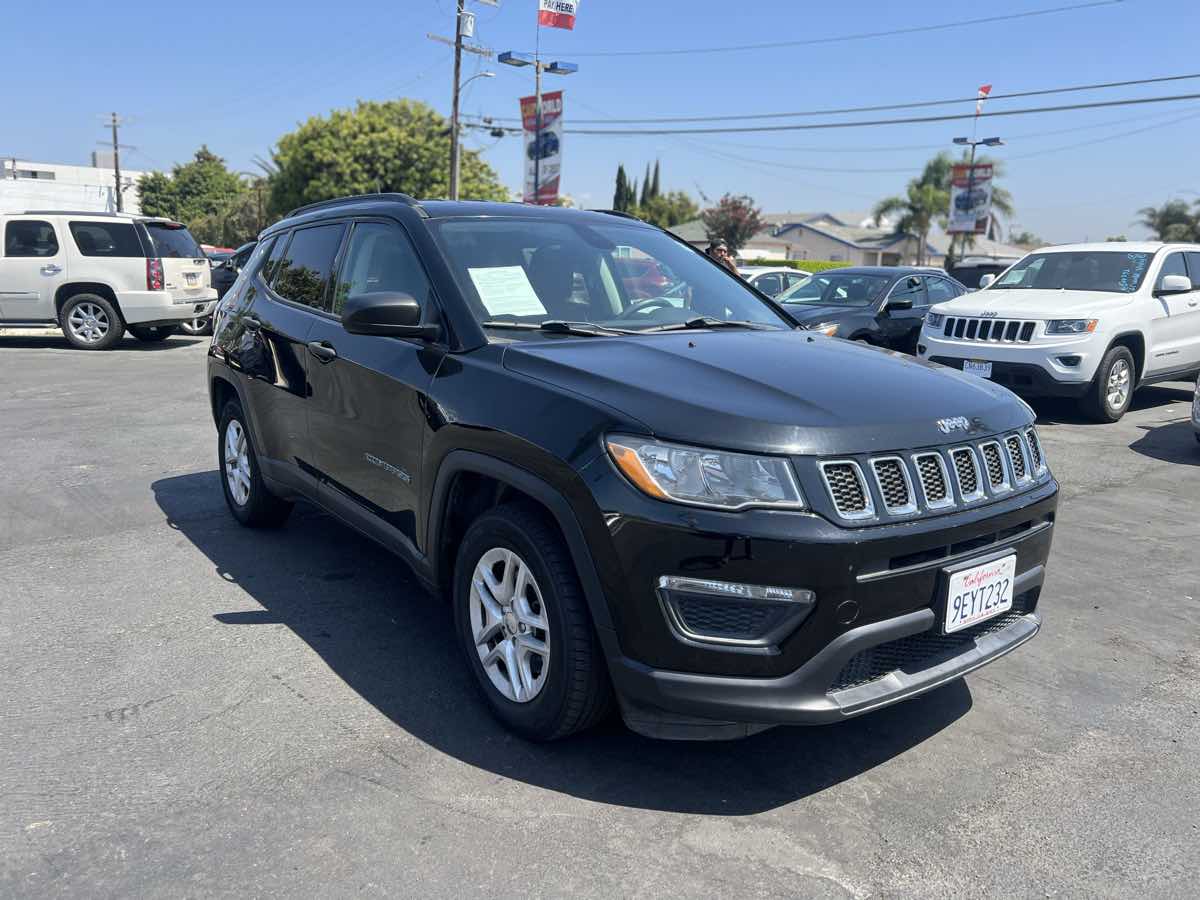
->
[184,242,257,336]
[779,266,969,354]
[207,195,1057,741]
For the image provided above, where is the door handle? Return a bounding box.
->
[40,264,62,275]
[241,315,261,332]
[307,341,338,363]
[1189,300,1199,307]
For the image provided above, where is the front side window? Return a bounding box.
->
[271,223,346,310]
[1188,253,1200,287]
[4,220,59,257]
[754,273,784,296]
[69,221,143,257]
[1159,252,1188,288]
[778,272,890,307]
[991,251,1153,294]
[143,222,204,259]
[888,275,927,307]
[332,222,434,316]
[428,217,791,331]
[925,277,959,304]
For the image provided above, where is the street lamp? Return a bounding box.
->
[950,136,1004,262]
[451,71,495,198]
[499,50,577,204]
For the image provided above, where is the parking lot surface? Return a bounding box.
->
[1,334,1197,898]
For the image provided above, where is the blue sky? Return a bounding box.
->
[3,0,1198,243]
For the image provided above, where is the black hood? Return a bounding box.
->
[502,330,1029,456]
[783,303,874,325]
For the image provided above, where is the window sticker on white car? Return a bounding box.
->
[468,266,547,317]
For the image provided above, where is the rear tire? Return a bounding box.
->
[1082,346,1135,423]
[453,502,612,741]
[178,317,212,336]
[60,293,124,350]
[217,400,293,528]
[129,324,178,342]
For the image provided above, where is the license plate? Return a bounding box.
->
[185,272,200,285]
[963,359,992,378]
[944,555,1016,633]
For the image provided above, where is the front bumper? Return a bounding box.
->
[929,357,1092,398]
[118,289,218,325]
[919,329,1098,395]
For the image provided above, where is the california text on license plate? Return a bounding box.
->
[944,555,1016,633]
[963,359,992,378]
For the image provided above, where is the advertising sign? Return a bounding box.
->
[948,163,993,235]
[521,90,563,205]
[538,0,580,30]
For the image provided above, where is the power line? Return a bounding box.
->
[537,0,1124,57]
[544,93,1200,135]
[472,72,1200,125]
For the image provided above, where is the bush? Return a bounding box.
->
[742,258,853,274]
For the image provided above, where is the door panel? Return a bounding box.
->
[880,275,927,351]
[1146,253,1200,374]
[0,219,67,320]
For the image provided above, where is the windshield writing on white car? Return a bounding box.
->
[991,251,1153,294]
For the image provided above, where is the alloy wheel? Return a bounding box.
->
[1106,359,1131,411]
[469,548,551,703]
[224,419,252,506]
[67,302,110,344]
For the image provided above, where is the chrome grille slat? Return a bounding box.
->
[820,461,874,519]
[980,441,1012,493]
[870,457,917,515]
[950,446,985,503]
[1005,433,1030,482]
[1025,426,1045,473]
[912,452,954,510]
[940,317,1037,343]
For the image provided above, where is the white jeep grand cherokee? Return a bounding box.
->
[918,243,1200,422]
[0,210,217,350]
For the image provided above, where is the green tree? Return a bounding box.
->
[1106,235,1128,242]
[136,146,251,245]
[639,163,651,207]
[269,99,507,215]
[1010,230,1042,246]
[635,190,699,229]
[1137,200,1198,241]
[137,171,178,220]
[650,160,661,200]
[701,194,764,254]
[613,164,631,211]
[873,180,948,266]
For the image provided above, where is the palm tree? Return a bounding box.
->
[874,180,948,266]
[1136,200,1197,241]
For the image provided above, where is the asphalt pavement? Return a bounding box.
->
[1,332,1197,898]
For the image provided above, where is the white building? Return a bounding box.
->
[1,158,147,215]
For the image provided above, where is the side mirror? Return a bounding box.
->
[342,291,440,340]
[979,273,996,289]
[888,296,914,310]
[1157,274,1192,296]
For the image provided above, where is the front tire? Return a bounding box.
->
[453,502,612,741]
[217,400,293,528]
[128,324,178,342]
[60,293,124,350]
[1082,346,1135,423]
[178,317,212,336]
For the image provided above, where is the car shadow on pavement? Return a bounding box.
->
[0,336,204,351]
[1029,383,1194,425]
[1129,420,1200,466]
[153,471,972,816]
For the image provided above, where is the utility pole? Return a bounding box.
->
[107,113,124,212]
[449,0,465,200]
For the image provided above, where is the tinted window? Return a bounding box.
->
[69,221,144,257]
[1188,253,1200,287]
[925,277,959,304]
[271,224,346,310]
[1160,252,1188,287]
[144,222,204,259]
[993,251,1152,293]
[233,242,256,268]
[332,223,433,316]
[755,273,784,296]
[260,234,287,283]
[4,220,59,257]
[779,272,890,307]
[889,275,927,307]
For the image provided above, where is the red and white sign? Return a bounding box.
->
[975,83,992,116]
[947,163,994,235]
[538,0,580,30]
[521,90,564,205]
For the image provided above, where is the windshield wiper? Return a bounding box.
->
[644,316,779,333]
[481,320,636,337]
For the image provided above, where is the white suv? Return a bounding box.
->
[0,210,218,350]
[918,243,1200,422]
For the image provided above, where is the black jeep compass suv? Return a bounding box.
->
[207,194,1057,741]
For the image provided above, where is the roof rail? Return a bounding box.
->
[20,210,126,217]
[590,209,644,222]
[287,193,424,219]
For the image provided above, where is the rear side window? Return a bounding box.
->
[144,222,204,259]
[69,221,144,257]
[1188,253,1200,287]
[270,224,346,310]
[260,234,287,283]
[755,273,784,296]
[925,277,959,303]
[4,220,59,257]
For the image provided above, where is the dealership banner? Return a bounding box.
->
[947,163,994,234]
[521,90,564,205]
[538,0,580,30]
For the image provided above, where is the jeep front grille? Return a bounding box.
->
[913,453,953,509]
[1024,426,1044,472]
[870,457,916,515]
[950,447,985,502]
[943,317,1037,343]
[1005,434,1028,481]
[819,462,873,519]
[980,441,1010,492]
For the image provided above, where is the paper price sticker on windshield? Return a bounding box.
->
[468,266,547,318]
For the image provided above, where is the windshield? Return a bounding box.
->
[144,223,205,259]
[777,272,890,307]
[427,217,792,332]
[989,251,1154,294]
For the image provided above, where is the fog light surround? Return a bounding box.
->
[656,576,816,652]
[1056,355,1082,367]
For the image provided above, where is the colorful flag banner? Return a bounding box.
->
[521,90,564,204]
[947,163,994,234]
[975,84,992,116]
[538,0,580,30]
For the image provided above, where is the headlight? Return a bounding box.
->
[925,312,944,328]
[606,435,805,511]
[1046,318,1098,335]
[811,323,839,337]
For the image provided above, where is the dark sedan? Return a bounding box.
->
[778,266,969,354]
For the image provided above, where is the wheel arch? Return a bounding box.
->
[427,451,617,639]
[1107,331,1146,382]
[55,282,124,323]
